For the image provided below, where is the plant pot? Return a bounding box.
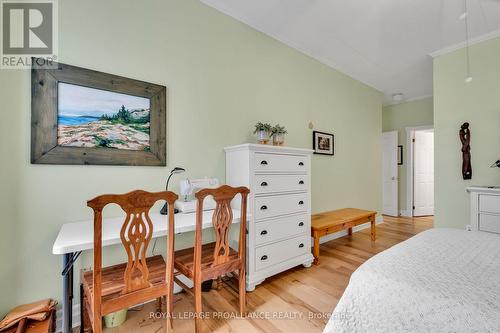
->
[272,133,285,146]
[256,130,270,144]
[104,308,128,328]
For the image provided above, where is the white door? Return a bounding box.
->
[413,130,434,216]
[382,131,398,216]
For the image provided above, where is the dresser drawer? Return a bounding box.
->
[255,214,308,245]
[479,195,500,214]
[254,193,308,220]
[479,214,500,233]
[255,235,309,271]
[254,174,307,194]
[254,153,308,173]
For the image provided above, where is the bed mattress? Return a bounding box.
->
[323,228,500,333]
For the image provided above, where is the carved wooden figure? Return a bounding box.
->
[460,122,472,180]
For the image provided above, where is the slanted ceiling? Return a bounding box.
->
[200,0,500,104]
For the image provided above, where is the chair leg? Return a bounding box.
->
[93,311,102,333]
[82,299,92,333]
[194,278,203,333]
[238,268,246,316]
[165,294,173,331]
[156,297,162,313]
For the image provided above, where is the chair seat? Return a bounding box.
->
[174,242,239,280]
[82,255,166,306]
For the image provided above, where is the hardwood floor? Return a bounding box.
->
[103,215,433,333]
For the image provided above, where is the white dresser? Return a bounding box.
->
[225,144,314,291]
[467,186,500,234]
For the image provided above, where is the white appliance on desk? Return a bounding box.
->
[174,177,219,213]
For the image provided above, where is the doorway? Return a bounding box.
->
[382,131,398,216]
[406,126,434,217]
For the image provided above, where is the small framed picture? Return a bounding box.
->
[313,131,334,155]
[398,145,403,165]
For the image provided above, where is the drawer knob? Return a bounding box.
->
[298,200,304,205]
[298,162,304,166]
[260,181,268,187]
[299,243,304,248]
[260,205,268,210]
[261,160,268,165]
[261,255,268,261]
[299,180,304,185]
[298,222,304,227]
[260,230,268,235]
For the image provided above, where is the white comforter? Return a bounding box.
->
[324,228,500,333]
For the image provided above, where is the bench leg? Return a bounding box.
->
[370,215,377,241]
[348,227,352,236]
[313,233,320,265]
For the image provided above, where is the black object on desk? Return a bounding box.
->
[160,167,185,215]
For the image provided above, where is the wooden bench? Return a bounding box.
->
[311,208,377,265]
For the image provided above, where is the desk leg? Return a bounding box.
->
[313,232,320,265]
[62,253,74,333]
[370,215,376,241]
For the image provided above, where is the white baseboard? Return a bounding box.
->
[318,215,384,244]
[399,209,412,217]
[56,303,80,333]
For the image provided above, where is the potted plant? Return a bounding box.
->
[253,122,272,144]
[271,124,287,146]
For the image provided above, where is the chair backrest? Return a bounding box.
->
[194,185,249,267]
[87,190,178,297]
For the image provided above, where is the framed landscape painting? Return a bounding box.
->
[31,60,166,166]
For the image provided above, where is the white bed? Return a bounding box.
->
[323,228,500,333]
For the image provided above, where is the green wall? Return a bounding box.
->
[383,98,434,213]
[0,0,382,316]
[434,37,500,228]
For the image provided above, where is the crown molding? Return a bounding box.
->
[383,94,433,107]
[429,29,500,58]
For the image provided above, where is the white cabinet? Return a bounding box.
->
[467,186,500,234]
[225,144,314,291]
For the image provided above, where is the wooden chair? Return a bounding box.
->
[173,185,249,333]
[82,190,178,333]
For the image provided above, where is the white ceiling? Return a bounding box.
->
[200,0,500,105]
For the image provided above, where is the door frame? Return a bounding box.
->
[405,125,433,217]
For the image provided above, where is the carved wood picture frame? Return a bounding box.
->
[31,59,166,166]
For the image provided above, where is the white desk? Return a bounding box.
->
[53,210,241,254]
[53,209,242,333]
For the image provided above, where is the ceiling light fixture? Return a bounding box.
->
[392,93,405,103]
[461,0,472,83]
